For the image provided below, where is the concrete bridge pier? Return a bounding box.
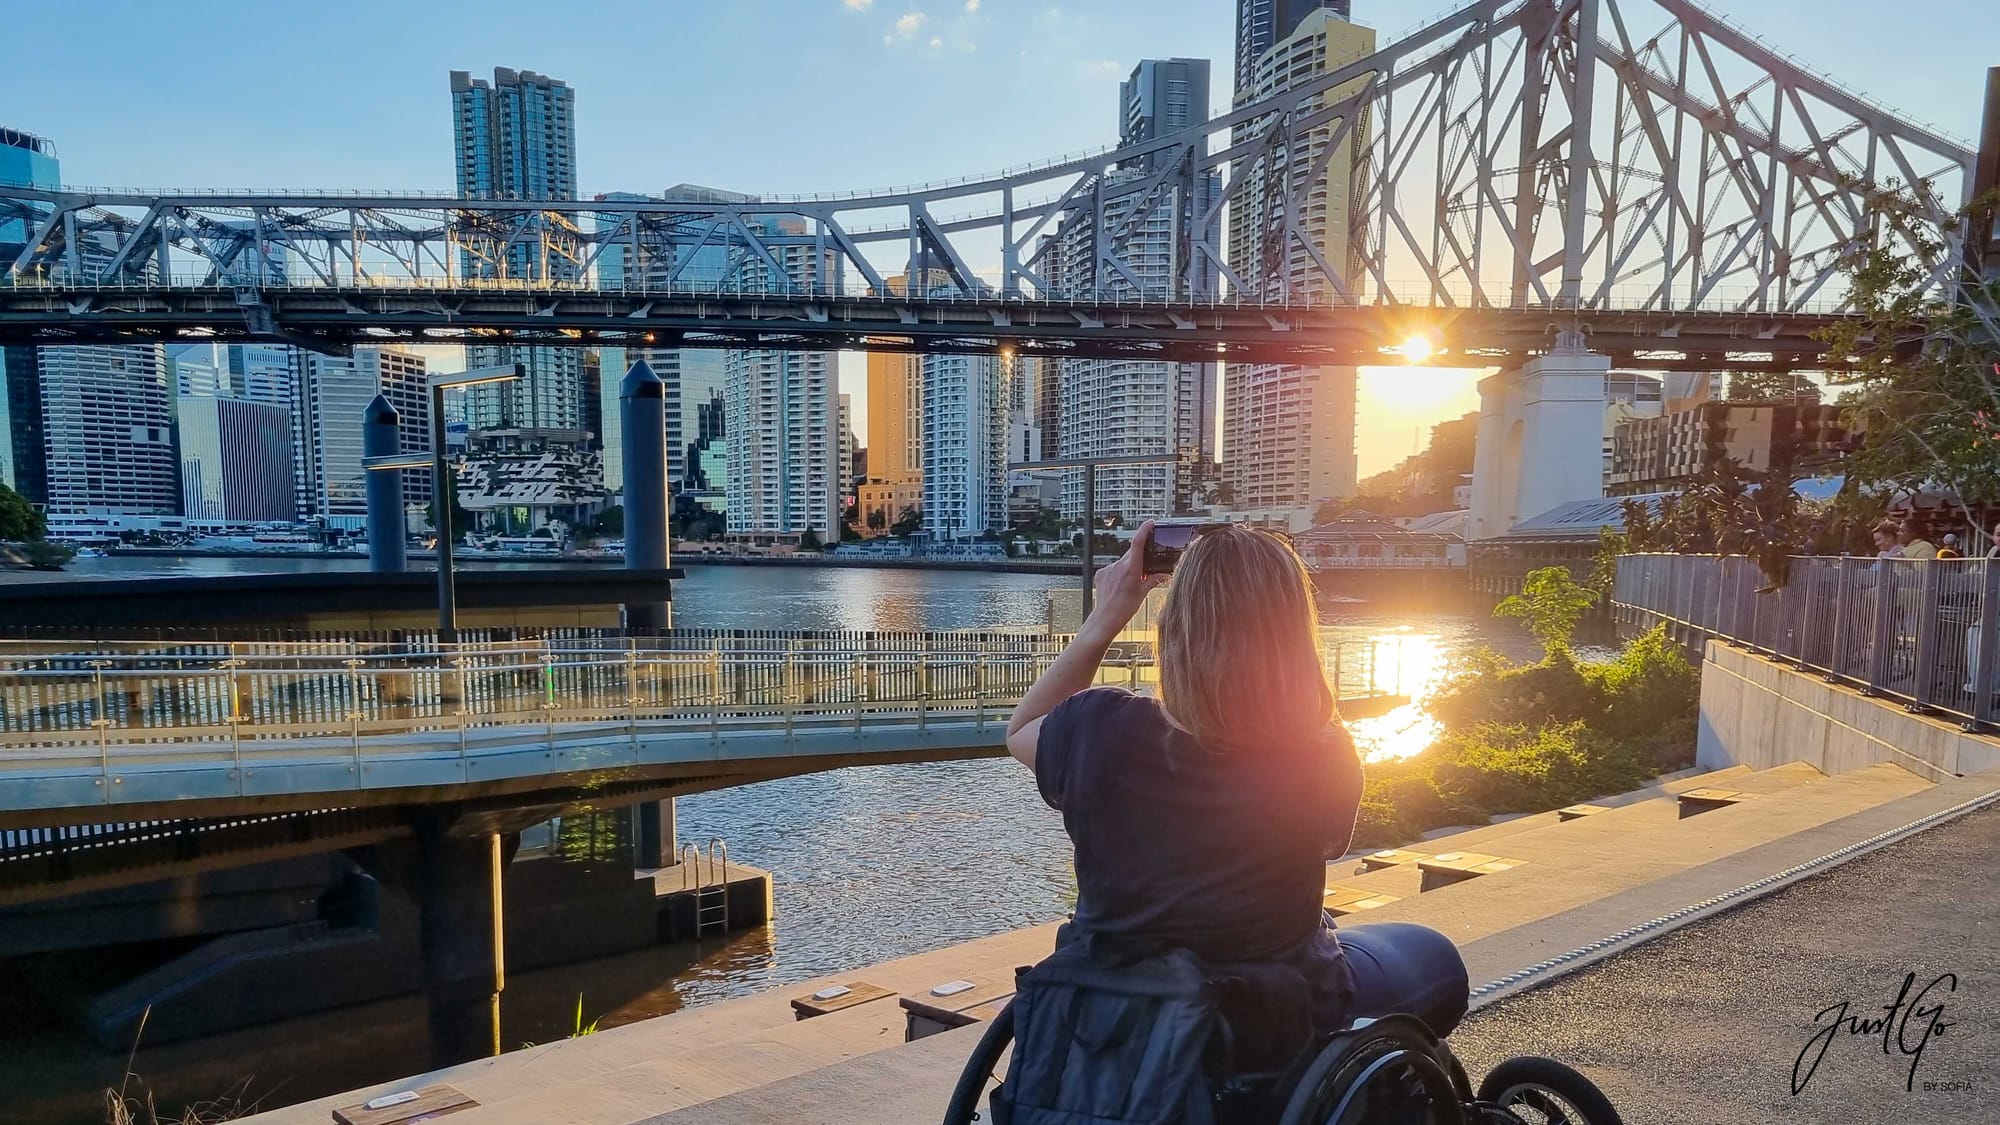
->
[416,821,506,1067]
[363,393,409,573]
[1467,336,1610,541]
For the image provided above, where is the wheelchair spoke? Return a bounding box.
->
[1491,1085,1577,1125]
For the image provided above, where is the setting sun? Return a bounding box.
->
[1399,335,1436,362]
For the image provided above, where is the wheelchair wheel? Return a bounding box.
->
[1476,1057,1622,1125]
[940,1002,1015,1125]
[1277,1018,1466,1125]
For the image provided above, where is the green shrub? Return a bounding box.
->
[1428,646,1603,731]
[1355,623,1698,854]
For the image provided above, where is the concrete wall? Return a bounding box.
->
[1697,641,2000,780]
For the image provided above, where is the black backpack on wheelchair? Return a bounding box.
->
[950,933,1622,1125]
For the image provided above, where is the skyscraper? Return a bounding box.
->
[1118,58,1211,169]
[723,215,843,540]
[1,127,59,503]
[921,352,1010,539]
[1224,8,1374,515]
[596,185,741,497]
[177,396,293,523]
[292,347,430,522]
[1235,1,1352,98]
[857,268,935,534]
[1046,61,1222,524]
[449,68,584,432]
[37,343,177,516]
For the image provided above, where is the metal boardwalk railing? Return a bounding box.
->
[1613,554,2000,730]
[0,628,1396,811]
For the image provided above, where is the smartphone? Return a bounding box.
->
[1144,523,1220,575]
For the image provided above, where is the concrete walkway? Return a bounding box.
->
[1451,804,2000,1124]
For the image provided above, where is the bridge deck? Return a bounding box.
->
[0,284,1847,369]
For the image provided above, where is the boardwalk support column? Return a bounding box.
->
[363,394,408,572]
[636,799,677,869]
[417,822,504,1068]
[621,359,671,634]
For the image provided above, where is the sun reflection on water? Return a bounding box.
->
[1334,628,1453,764]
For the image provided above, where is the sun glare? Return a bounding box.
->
[1398,335,1436,363]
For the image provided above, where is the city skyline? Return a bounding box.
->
[3,0,1986,477]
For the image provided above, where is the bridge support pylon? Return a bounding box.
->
[1468,339,1610,541]
[416,823,505,1067]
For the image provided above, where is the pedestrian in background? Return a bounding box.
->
[1898,519,1938,560]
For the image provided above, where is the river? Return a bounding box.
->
[0,557,1530,1124]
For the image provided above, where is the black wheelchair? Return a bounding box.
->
[942,999,1622,1125]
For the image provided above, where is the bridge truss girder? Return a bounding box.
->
[0,0,1975,338]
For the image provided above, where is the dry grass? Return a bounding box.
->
[101,1008,268,1125]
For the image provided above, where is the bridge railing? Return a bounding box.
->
[1613,554,2000,729]
[0,631,1394,760]
[0,272,1862,317]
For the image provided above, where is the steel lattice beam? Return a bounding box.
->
[0,0,1974,353]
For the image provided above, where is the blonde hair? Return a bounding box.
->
[1156,525,1336,751]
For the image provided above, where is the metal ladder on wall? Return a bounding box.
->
[679,838,731,938]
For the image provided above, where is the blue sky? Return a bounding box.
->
[3,0,1990,472]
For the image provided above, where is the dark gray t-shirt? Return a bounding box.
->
[1036,687,1363,964]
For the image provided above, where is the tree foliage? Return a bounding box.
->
[890,506,923,538]
[1617,456,1816,588]
[1493,565,1599,655]
[0,482,45,541]
[1815,180,2000,511]
[1725,371,1822,403]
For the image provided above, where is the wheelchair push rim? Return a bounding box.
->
[1277,1015,1468,1125]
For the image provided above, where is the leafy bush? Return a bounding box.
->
[1352,624,1698,853]
[1427,646,1603,731]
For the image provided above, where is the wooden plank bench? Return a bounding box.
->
[1323,883,1401,917]
[333,1085,477,1125]
[1415,851,1526,892]
[899,974,1015,1041]
[1677,788,1753,819]
[790,980,895,1021]
[1558,804,1610,821]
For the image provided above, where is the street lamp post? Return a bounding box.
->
[1010,454,1179,622]
[364,364,521,644]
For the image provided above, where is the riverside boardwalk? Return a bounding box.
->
[247,727,2000,1125]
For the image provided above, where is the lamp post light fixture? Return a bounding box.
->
[363,363,522,643]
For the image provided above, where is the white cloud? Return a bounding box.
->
[891,11,928,38]
[844,0,873,10]
[930,35,943,46]
[964,0,980,10]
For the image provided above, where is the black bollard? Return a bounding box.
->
[621,359,671,633]
[363,393,408,572]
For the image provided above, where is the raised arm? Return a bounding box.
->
[1006,521,1164,768]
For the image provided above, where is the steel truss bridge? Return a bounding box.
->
[0,0,1978,370]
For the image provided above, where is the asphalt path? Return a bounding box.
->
[1451,804,1999,1124]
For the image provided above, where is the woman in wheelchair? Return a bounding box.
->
[1007,521,1469,1041]
[958,522,1618,1124]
